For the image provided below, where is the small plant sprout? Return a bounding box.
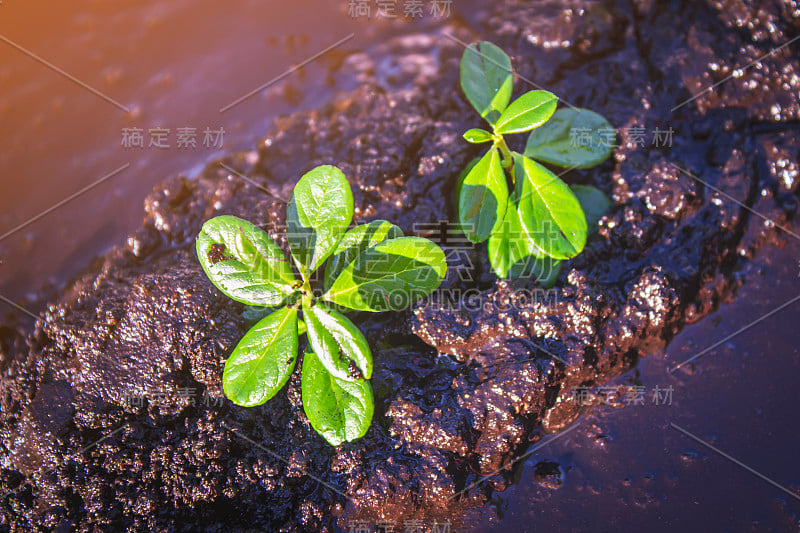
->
[196,165,447,445]
[458,41,614,285]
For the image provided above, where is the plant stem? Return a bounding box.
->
[301,277,313,300]
[496,136,512,166]
[494,134,516,184]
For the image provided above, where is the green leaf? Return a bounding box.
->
[460,41,514,124]
[287,165,354,275]
[571,184,611,234]
[524,108,614,168]
[515,153,587,260]
[487,195,563,285]
[453,156,481,209]
[323,220,403,291]
[509,254,562,288]
[302,350,374,446]
[303,302,372,381]
[196,215,296,306]
[458,148,508,243]
[323,237,447,312]
[494,90,558,135]
[488,195,538,278]
[222,306,299,407]
[487,200,564,286]
[463,128,493,144]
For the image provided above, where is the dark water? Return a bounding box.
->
[0,0,478,309]
[464,241,800,531]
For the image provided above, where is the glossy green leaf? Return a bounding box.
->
[571,184,611,234]
[453,157,482,236]
[487,200,564,286]
[463,128,493,144]
[515,153,587,260]
[524,108,614,168]
[323,237,447,312]
[303,302,372,381]
[453,156,481,210]
[287,165,354,275]
[488,195,537,278]
[486,195,562,285]
[460,41,514,124]
[222,306,298,407]
[494,90,558,135]
[458,148,508,243]
[509,254,562,288]
[323,220,403,291]
[196,215,296,306]
[302,350,374,446]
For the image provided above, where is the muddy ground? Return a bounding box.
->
[1,0,799,531]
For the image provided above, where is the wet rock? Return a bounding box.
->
[638,159,701,219]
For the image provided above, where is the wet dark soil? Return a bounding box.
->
[1,0,800,531]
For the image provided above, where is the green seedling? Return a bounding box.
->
[196,165,447,445]
[458,41,614,284]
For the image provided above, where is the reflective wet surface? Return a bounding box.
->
[464,243,800,531]
[0,0,475,307]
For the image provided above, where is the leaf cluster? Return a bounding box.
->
[197,166,447,445]
[458,41,613,283]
